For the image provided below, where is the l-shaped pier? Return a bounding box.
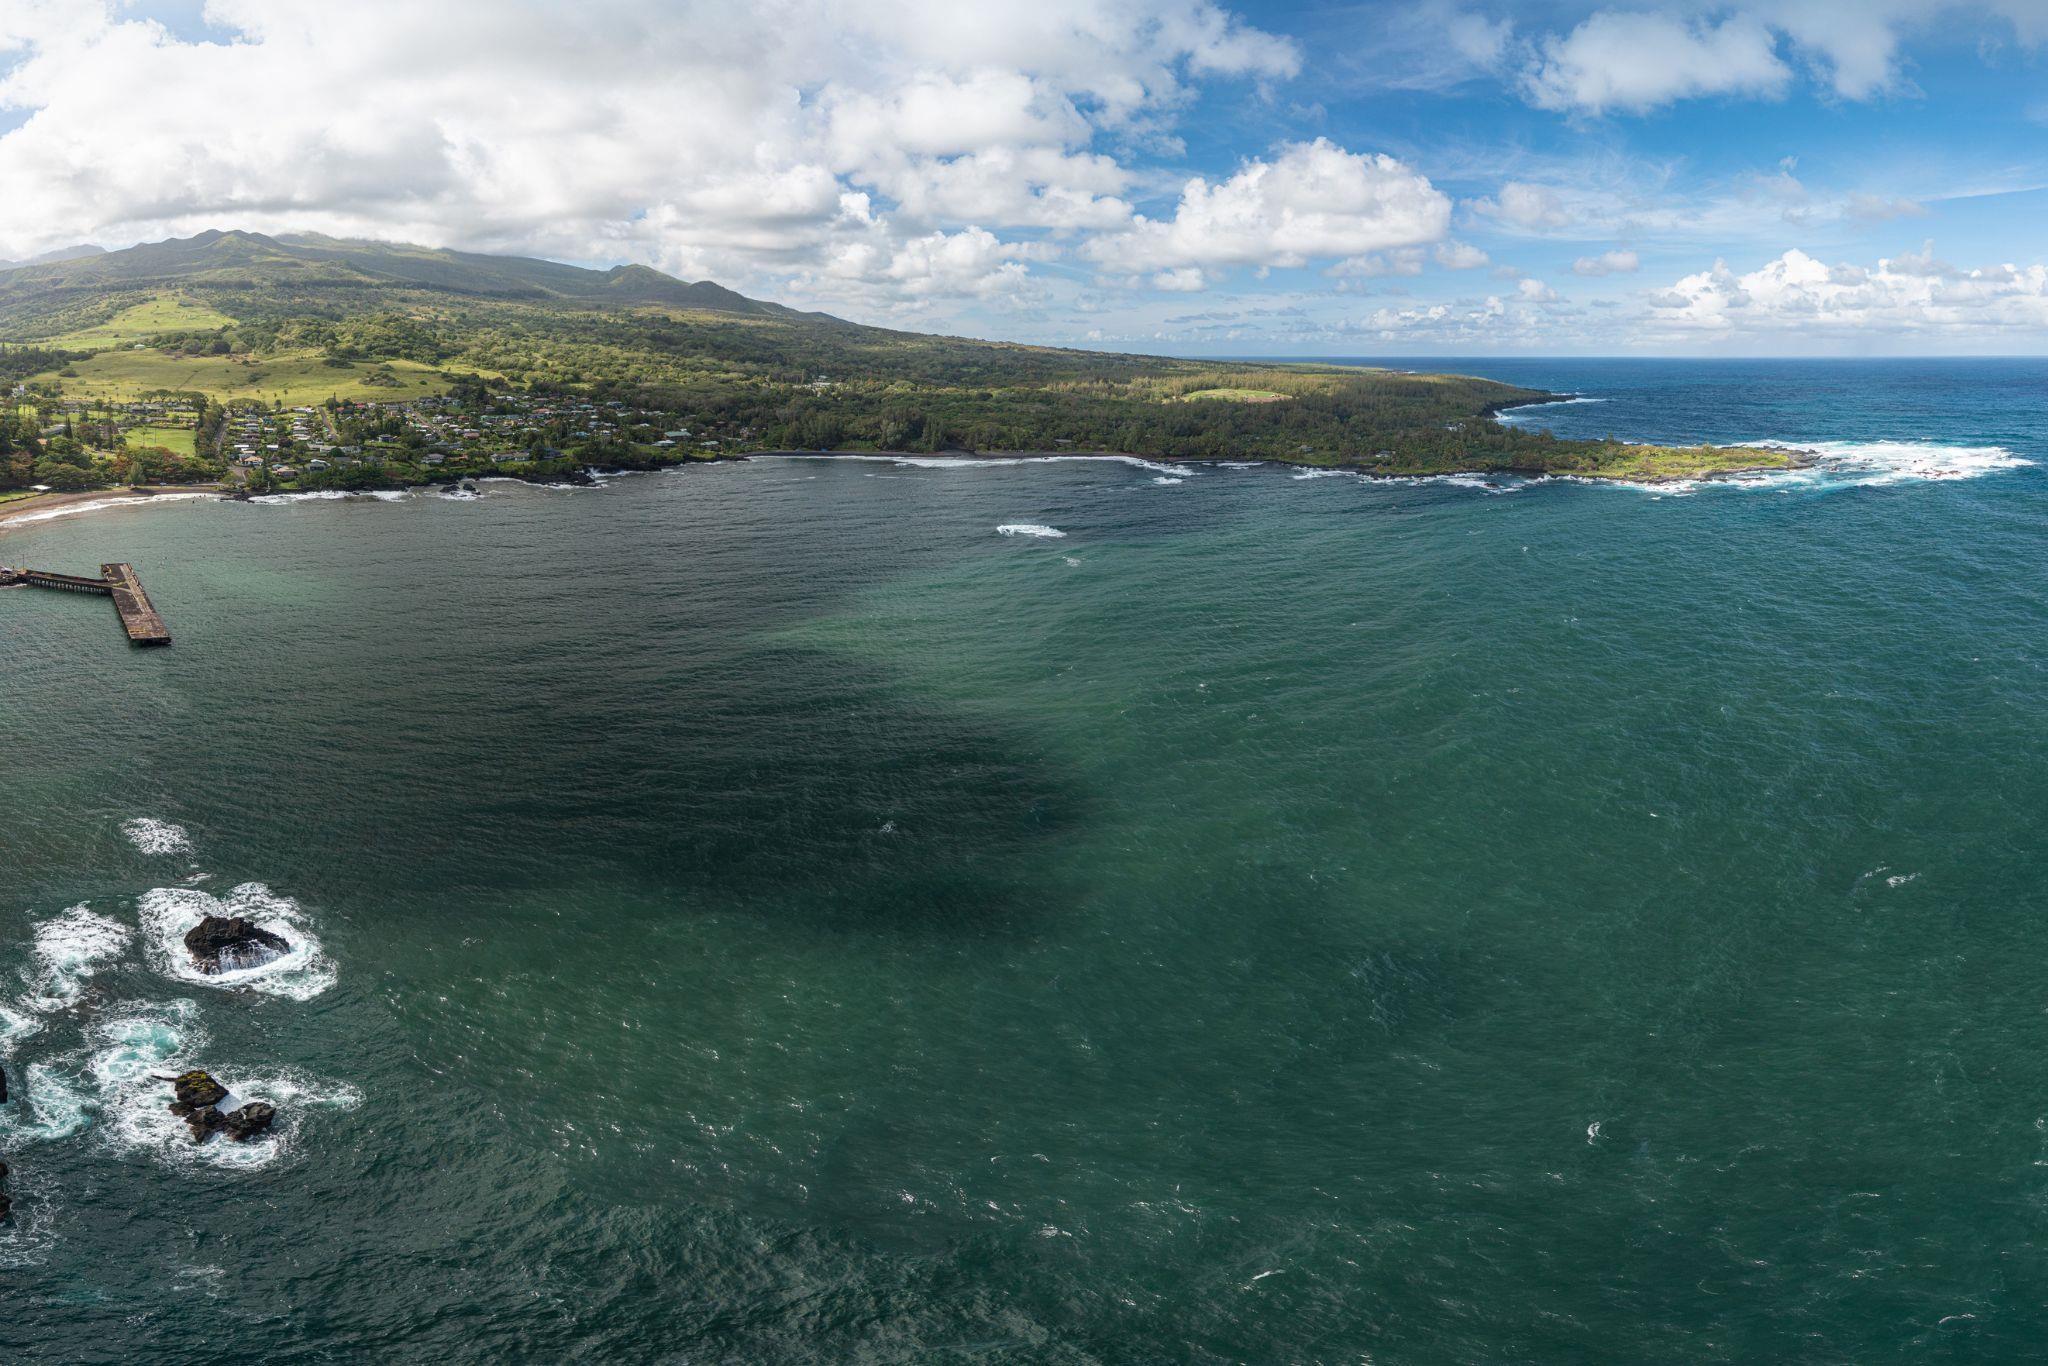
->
[0,562,172,645]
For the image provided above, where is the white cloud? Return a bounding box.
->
[1573,248,1640,276]
[1504,3,2048,115]
[1468,181,1579,232]
[1523,11,1792,114]
[1152,266,1209,291]
[1516,277,1559,302]
[0,0,1298,317]
[1434,240,1491,269]
[1647,241,2048,338]
[1086,138,1451,277]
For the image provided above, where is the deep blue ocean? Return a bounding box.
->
[4,357,2048,1360]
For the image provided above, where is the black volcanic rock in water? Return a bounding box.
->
[183,915,291,974]
[221,1102,277,1142]
[165,1072,278,1143]
[168,1069,229,1113]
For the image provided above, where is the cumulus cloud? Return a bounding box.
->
[1468,181,1580,233]
[0,0,1299,314]
[1506,2,2048,115]
[1647,241,2048,338]
[1523,11,1792,114]
[1573,248,1640,276]
[1434,240,1491,269]
[1085,137,1451,279]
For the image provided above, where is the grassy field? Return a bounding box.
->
[1178,387,1292,403]
[1567,443,1793,481]
[33,349,460,404]
[127,424,197,456]
[47,295,239,348]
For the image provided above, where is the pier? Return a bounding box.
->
[0,562,172,646]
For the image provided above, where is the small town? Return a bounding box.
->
[4,380,762,495]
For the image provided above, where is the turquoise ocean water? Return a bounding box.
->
[4,358,2048,1359]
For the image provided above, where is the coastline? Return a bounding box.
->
[0,431,1810,540]
[0,485,226,533]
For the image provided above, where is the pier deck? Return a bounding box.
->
[1,562,172,646]
[102,563,172,645]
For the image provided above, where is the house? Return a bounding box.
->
[421,453,445,465]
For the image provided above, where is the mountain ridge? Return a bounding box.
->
[0,230,838,330]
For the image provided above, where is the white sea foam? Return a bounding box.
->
[790,452,1191,478]
[24,905,132,1012]
[121,817,193,856]
[438,487,483,501]
[1151,476,1185,486]
[87,1004,360,1171]
[1288,467,1523,494]
[0,999,42,1046]
[136,882,337,1000]
[0,1062,94,1144]
[479,476,589,491]
[1546,440,2033,497]
[1744,439,2032,486]
[997,523,1066,538]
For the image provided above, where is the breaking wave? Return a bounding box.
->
[87,1004,361,1172]
[792,452,1192,478]
[0,491,216,528]
[136,882,337,1001]
[122,817,193,856]
[997,524,1067,538]
[0,1062,93,1145]
[24,905,132,1012]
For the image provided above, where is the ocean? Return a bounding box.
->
[4,357,2048,1360]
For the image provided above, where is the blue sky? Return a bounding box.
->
[1,1,2045,354]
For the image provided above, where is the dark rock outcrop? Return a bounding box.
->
[221,1102,276,1142]
[168,1069,228,1112]
[165,1071,278,1144]
[183,915,291,974]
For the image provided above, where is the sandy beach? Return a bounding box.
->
[0,485,224,532]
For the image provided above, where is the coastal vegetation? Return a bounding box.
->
[0,231,1786,495]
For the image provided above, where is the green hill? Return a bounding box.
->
[0,232,1787,482]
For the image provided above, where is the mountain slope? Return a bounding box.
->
[0,231,827,333]
[0,231,1788,484]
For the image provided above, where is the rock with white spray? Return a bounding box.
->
[164,1070,279,1145]
[183,915,292,975]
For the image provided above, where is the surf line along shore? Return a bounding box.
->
[0,561,172,646]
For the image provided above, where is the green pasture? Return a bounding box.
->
[34,350,459,404]
[47,295,239,348]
